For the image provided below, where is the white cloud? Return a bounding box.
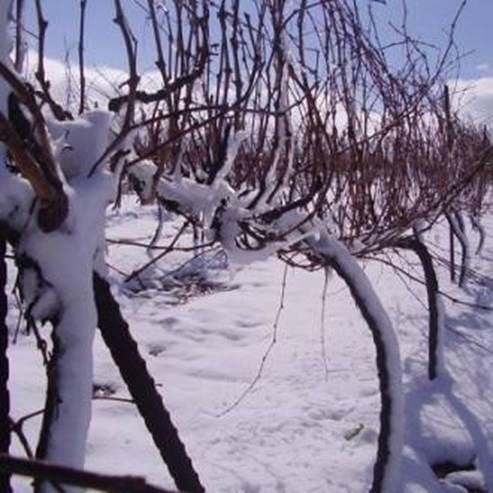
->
[451,77,493,127]
[17,51,493,132]
[23,50,163,113]
[476,63,490,73]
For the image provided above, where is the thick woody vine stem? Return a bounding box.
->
[394,236,444,380]
[0,454,178,493]
[308,234,403,493]
[0,61,69,232]
[93,273,205,493]
[0,238,11,493]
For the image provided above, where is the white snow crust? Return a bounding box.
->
[7,202,493,493]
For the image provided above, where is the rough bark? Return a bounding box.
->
[93,273,205,493]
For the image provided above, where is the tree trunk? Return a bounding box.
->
[0,238,12,492]
[93,273,205,493]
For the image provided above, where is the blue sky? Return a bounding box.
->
[27,1,493,79]
[373,0,493,78]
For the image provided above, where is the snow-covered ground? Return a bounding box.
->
[8,198,493,492]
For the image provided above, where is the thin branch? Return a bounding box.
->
[0,454,178,493]
[218,263,289,416]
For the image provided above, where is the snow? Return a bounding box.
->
[47,110,113,180]
[6,199,493,492]
[0,48,117,488]
[1,2,491,491]
[129,162,316,266]
[17,177,113,487]
[213,130,248,185]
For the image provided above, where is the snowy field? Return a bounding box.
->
[8,198,493,492]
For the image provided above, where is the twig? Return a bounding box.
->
[93,396,135,404]
[8,409,45,459]
[125,221,189,283]
[78,0,88,115]
[320,266,331,380]
[217,263,289,416]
